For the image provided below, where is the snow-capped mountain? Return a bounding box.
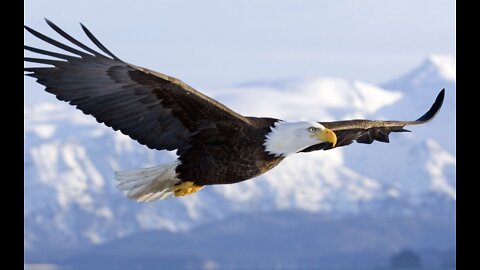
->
[24,55,455,252]
[381,54,455,153]
[342,54,456,203]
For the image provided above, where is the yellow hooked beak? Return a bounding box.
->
[318,128,337,147]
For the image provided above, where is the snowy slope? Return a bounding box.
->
[24,55,455,251]
[340,55,455,207]
[381,54,455,153]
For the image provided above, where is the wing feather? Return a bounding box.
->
[24,20,250,154]
[45,19,110,59]
[24,45,76,60]
[24,25,92,58]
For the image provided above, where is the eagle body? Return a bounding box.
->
[176,117,284,186]
[24,20,445,202]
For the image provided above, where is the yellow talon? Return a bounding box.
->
[174,181,203,197]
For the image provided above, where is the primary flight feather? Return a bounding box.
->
[24,20,445,202]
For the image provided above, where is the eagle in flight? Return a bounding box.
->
[24,20,444,202]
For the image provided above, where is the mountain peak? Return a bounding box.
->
[382,54,455,91]
[425,54,455,82]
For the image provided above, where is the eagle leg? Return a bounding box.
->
[174,181,204,197]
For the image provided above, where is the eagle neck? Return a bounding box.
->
[263,121,296,157]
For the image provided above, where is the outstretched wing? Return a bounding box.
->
[24,20,251,155]
[300,89,445,152]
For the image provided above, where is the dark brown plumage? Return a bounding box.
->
[301,90,445,152]
[24,20,444,201]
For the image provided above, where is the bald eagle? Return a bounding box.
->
[24,20,444,202]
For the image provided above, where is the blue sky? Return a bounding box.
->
[24,0,454,104]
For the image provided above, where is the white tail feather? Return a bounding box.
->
[115,161,180,202]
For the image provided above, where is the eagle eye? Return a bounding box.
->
[308,127,317,133]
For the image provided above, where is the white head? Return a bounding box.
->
[264,121,337,157]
